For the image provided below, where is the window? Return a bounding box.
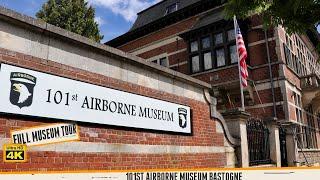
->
[165,3,178,15]
[188,28,238,74]
[203,52,212,70]
[160,57,168,67]
[305,107,317,149]
[284,34,319,78]
[227,29,235,41]
[293,92,302,123]
[229,45,237,64]
[151,57,168,67]
[191,55,200,73]
[214,33,223,45]
[297,106,318,149]
[284,42,305,77]
[190,41,198,52]
[216,48,225,67]
[201,37,211,49]
[284,45,292,66]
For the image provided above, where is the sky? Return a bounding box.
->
[0,0,319,43]
[0,0,161,43]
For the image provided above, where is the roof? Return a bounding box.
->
[130,0,202,32]
[178,6,229,39]
[106,0,223,47]
[0,6,211,89]
[189,6,225,32]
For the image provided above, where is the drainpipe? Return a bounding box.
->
[264,29,277,118]
[176,38,180,70]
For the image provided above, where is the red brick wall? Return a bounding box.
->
[194,66,240,84]
[0,48,227,172]
[284,67,301,89]
[118,17,198,52]
[247,28,274,44]
[116,12,288,122]
[246,105,285,120]
[139,39,187,60]
[252,88,283,104]
[169,51,188,66]
[251,65,280,81]
[248,40,278,66]
[0,152,225,171]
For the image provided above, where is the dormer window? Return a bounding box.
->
[165,3,178,15]
[150,57,168,67]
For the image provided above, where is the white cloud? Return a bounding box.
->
[87,0,161,22]
[94,16,105,26]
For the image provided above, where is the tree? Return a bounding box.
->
[224,0,319,34]
[36,0,104,42]
[224,0,320,55]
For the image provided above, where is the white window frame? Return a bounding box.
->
[148,54,169,67]
[165,3,178,15]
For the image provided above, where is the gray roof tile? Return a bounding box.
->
[189,6,225,31]
[130,0,201,31]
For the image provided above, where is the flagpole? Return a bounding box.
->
[233,15,245,111]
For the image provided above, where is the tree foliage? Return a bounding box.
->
[36,0,103,42]
[224,0,320,34]
[224,0,320,57]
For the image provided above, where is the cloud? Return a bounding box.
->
[94,16,105,26]
[87,0,161,22]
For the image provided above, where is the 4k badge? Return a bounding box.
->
[3,144,27,163]
[9,72,37,108]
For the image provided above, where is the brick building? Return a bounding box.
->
[0,6,244,172]
[107,0,320,166]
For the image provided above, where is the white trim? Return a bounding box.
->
[286,82,302,93]
[253,80,282,91]
[147,53,169,67]
[246,102,283,109]
[130,36,182,55]
[168,48,187,56]
[169,61,187,68]
[146,53,168,62]
[0,138,234,154]
[298,149,320,152]
[248,38,276,47]
[191,64,238,77]
[288,101,320,123]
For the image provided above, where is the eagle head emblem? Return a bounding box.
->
[10,72,36,108]
[178,108,188,129]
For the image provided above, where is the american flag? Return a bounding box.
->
[236,23,248,87]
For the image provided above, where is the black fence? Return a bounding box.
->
[247,118,271,166]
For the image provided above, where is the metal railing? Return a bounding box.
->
[247,118,271,166]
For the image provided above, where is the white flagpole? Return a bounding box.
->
[233,15,245,111]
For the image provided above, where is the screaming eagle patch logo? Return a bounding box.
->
[9,72,37,108]
[178,108,187,129]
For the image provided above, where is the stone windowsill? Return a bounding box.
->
[298,149,320,152]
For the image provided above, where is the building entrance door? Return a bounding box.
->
[279,127,288,167]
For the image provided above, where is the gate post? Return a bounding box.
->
[222,108,250,167]
[283,124,299,167]
[264,117,281,167]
